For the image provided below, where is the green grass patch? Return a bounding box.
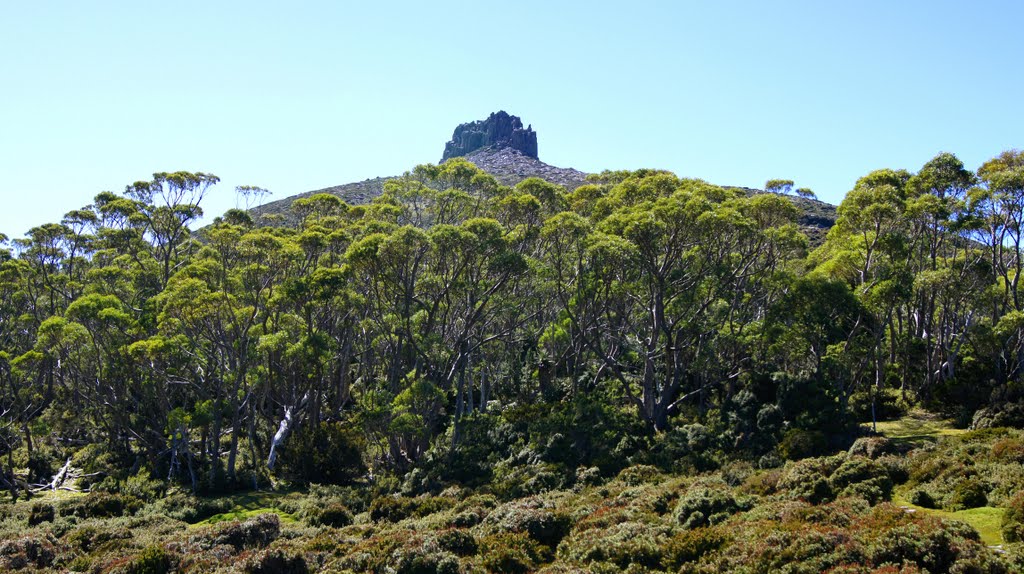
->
[192,490,297,526]
[199,507,296,525]
[893,492,1004,545]
[868,411,966,447]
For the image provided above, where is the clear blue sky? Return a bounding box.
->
[2,0,1022,237]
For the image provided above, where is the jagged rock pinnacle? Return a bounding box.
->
[441,111,538,161]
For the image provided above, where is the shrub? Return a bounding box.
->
[0,534,58,570]
[847,436,895,459]
[239,548,309,574]
[778,429,827,460]
[1002,490,1024,543]
[114,545,172,574]
[673,484,751,529]
[615,465,662,486]
[483,498,571,547]
[777,458,837,504]
[479,533,548,574]
[394,548,460,574]
[25,451,55,485]
[757,452,783,469]
[492,461,568,499]
[865,522,976,573]
[740,469,781,496]
[849,388,904,422]
[27,502,54,526]
[203,513,281,550]
[151,493,234,523]
[875,454,909,484]
[307,483,371,514]
[369,495,453,523]
[307,502,352,528]
[947,478,988,511]
[61,492,143,519]
[909,489,936,509]
[447,494,497,528]
[992,437,1024,462]
[558,521,670,569]
[905,450,946,486]
[435,529,477,556]
[65,525,133,552]
[121,473,167,502]
[574,466,603,488]
[971,402,1024,429]
[828,457,893,505]
[720,462,755,487]
[662,526,728,570]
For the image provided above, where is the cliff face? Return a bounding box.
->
[442,111,538,161]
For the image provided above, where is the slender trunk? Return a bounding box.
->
[209,402,221,487]
[266,392,309,470]
[452,344,468,449]
[227,365,245,483]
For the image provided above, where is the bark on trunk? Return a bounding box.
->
[266,392,310,470]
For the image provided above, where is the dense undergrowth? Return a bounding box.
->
[1,423,1023,573]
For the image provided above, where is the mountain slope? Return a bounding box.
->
[248,112,837,242]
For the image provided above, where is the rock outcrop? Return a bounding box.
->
[442,111,538,161]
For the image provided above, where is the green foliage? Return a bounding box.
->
[557,520,672,570]
[26,502,54,526]
[370,495,454,523]
[277,421,366,486]
[114,545,172,574]
[482,497,571,547]
[778,429,827,460]
[61,492,143,519]
[948,478,988,511]
[0,534,58,570]
[239,548,309,574]
[672,481,751,529]
[436,528,477,556]
[662,526,728,569]
[847,436,896,459]
[1002,490,1024,543]
[479,532,549,574]
[306,502,353,527]
[64,524,133,552]
[910,489,937,509]
[197,513,281,550]
[777,457,839,504]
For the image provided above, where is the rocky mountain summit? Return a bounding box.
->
[248,111,837,242]
[442,111,538,161]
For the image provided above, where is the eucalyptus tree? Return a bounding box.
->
[551,172,805,430]
[972,150,1024,384]
[765,179,795,196]
[903,153,981,396]
[814,169,915,421]
[124,171,219,288]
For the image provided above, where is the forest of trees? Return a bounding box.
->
[1,151,1023,499]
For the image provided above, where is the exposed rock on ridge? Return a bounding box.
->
[464,147,587,190]
[442,111,538,161]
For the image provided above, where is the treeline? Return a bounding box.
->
[1,151,1023,496]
